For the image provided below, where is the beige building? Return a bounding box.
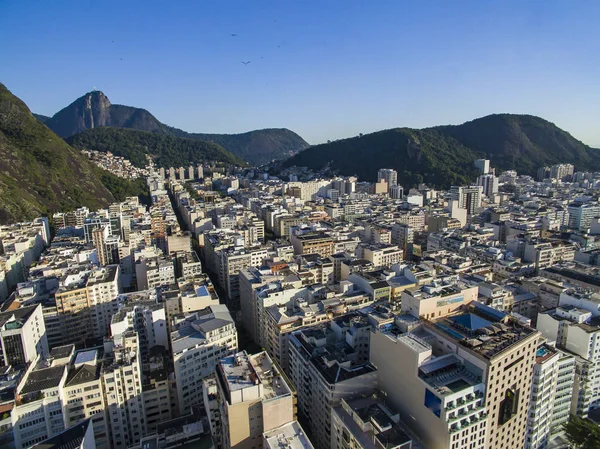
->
[371,301,539,449]
[401,280,479,319]
[214,351,297,449]
[290,233,334,257]
[54,278,93,346]
[361,244,403,267]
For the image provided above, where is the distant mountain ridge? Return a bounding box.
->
[41,91,309,165]
[283,114,600,188]
[0,83,115,223]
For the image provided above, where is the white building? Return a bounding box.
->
[288,318,378,449]
[0,304,48,368]
[171,304,237,415]
[86,265,121,339]
[537,295,600,417]
[102,331,146,449]
[450,186,483,216]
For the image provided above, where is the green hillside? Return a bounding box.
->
[0,83,115,224]
[67,127,246,168]
[284,114,600,188]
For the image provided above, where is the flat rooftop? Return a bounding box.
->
[219,351,291,403]
[264,421,314,449]
[425,302,537,360]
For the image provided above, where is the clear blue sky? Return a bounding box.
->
[1,0,599,146]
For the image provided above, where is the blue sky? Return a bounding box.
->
[1,0,599,146]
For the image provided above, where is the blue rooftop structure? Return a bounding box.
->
[449,313,492,331]
[195,285,210,297]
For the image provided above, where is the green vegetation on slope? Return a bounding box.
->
[434,114,600,176]
[284,114,600,188]
[284,128,479,188]
[66,127,246,169]
[167,127,310,166]
[0,83,114,224]
[96,169,150,205]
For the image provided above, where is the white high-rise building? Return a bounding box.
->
[477,173,499,198]
[102,331,146,449]
[567,202,600,231]
[450,185,483,216]
[474,159,490,174]
[0,304,48,367]
[288,317,377,449]
[86,265,121,339]
[377,168,398,187]
[171,304,237,415]
[537,289,600,417]
[525,344,574,449]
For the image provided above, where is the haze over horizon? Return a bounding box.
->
[1,0,599,147]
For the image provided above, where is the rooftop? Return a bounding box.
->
[425,302,537,360]
[218,351,291,403]
[264,421,314,449]
[32,419,92,449]
[20,364,66,395]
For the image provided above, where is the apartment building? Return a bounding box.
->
[391,223,414,253]
[522,241,576,271]
[537,298,600,417]
[567,202,600,232]
[264,421,314,449]
[361,244,404,267]
[400,279,479,319]
[290,233,334,257]
[524,344,575,449]
[371,301,539,449]
[31,419,95,449]
[11,356,69,449]
[214,351,297,449]
[86,265,121,339]
[331,396,412,449]
[171,305,237,415]
[101,331,146,449]
[135,257,175,290]
[450,186,483,216]
[223,248,270,308]
[110,300,168,363]
[62,349,109,449]
[54,272,93,346]
[288,317,378,449]
[0,304,48,367]
[239,266,304,346]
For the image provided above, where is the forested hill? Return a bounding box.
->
[283,114,600,188]
[67,127,246,169]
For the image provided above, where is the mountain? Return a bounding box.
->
[283,114,600,188]
[66,127,246,168]
[0,83,115,224]
[32,113,49,123]
[41,91,309,165]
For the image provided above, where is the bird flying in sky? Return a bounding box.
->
[241,61,251,65]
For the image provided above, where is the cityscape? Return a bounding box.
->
[2,1,600,449]
[1,152,600,449]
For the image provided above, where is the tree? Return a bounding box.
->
[563,416,600,449]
